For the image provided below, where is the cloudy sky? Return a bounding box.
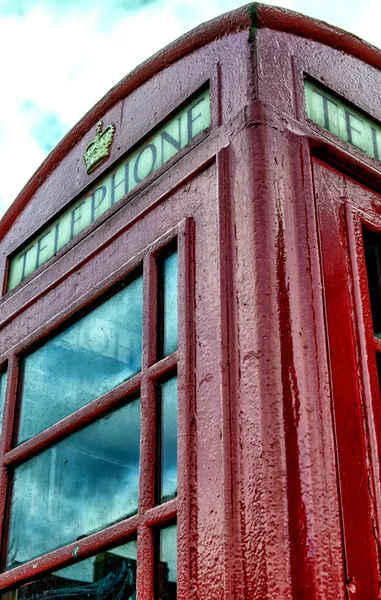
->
[0,0,379,217]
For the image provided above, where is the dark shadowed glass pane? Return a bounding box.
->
[159,252,178,357]
[363,228,381,337]
[156,525,177,600]
[159,377,177,503]
[1,540,137,599]
[0,371,7,434]
[18,276,143,444]
[7,401,140,569]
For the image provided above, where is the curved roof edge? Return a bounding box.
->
[2,2,381,238]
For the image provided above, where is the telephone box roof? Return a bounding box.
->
[1,1,380,238]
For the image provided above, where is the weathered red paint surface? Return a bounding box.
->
[1,2,381,599]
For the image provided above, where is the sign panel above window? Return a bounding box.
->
[7,87,210,292]
[305,78,381,163]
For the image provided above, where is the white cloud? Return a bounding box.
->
[350,0,381,48]
[0,2,193,213]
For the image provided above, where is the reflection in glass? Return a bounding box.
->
[1,540,137,600]
[7,401,140,569]
[18,276,143,443]
[157,525,177,600]
[159,377,177,502]
[0,371,7,434]
[159,251,178,357]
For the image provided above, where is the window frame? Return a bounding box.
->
[313,158,381,595]
[0,216,194,598]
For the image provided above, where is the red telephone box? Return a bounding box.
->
[2,3,381,599]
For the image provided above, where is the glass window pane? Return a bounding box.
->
[363,228,381,337]
[0,371,7,434]
[156,525,177,600]
[159,252,178,357]
[1,540,137,599]
[159,377,177,503]
[18,276,143,444]
[7,400,140,569]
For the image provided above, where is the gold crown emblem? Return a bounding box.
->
[84,120,115,174]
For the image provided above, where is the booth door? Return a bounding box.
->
[0,156,227,600]
[314,158,381,599]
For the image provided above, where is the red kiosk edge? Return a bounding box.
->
[0,3,381,599]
